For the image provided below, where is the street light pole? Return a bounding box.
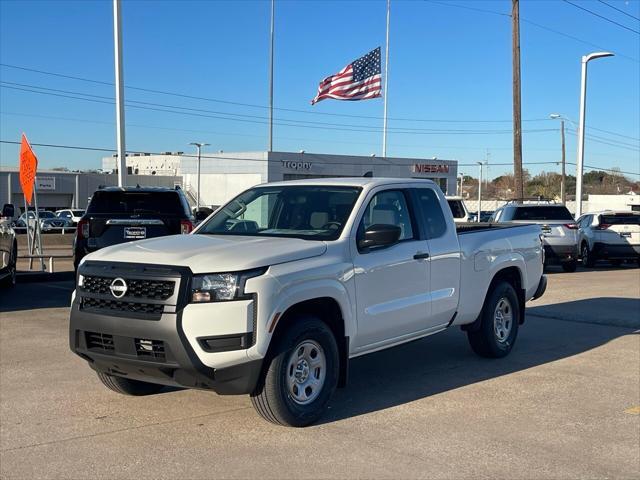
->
[189,142,210,212]
[113,0,127,187]
[459,173,464,197]
[477,161,483,222]
[550,113,578,204]
[575,51,614,217]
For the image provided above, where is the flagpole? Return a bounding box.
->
[268,0,275,152]
[382,0,390,158]
[113,0,127,187]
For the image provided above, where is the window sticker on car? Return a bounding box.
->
[124,226,146,239]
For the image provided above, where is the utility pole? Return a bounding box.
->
[113,0,127,187]
[512,0,524,199]
[560,119,566,203]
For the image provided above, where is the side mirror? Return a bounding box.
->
[2,204,15,218]
[358,224,401,250]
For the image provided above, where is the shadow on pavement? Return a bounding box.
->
[529,297,640,329]
[0,276,74,313]
[320,304,638,425]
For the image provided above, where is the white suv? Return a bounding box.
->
[577,211,640,267]
[491,201,579,272]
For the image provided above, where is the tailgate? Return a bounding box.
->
[538,221,577,245]
[89,217,180,249]
[597,214,640,245]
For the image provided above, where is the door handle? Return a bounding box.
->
[413,251,430,260]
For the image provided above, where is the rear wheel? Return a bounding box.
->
[561,260,577,273]
[251,317,339,427]
[581,243,595,268]
[467,281,520,358]
[96,372,164,396]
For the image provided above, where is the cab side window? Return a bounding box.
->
[359,190,414,241]
[414,188,447,239]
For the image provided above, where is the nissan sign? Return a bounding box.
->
[411,164,450,174]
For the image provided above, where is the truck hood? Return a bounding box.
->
[84,234,327,273]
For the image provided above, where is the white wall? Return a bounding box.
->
[183,173,263,207]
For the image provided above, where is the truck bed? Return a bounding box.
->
[456,222,527,234]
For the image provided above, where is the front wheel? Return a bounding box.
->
[467,281,520,358]
[251,317,339,427]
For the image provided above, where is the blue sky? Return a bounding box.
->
[1,0,638,180]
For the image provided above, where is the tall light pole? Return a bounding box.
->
[550,113,574,204]
[575,52,614,217]
[268,0,275,152]
[477,161,483,222]
[113,0,127,186]
[458,172,464,197]
[189,142,209,211]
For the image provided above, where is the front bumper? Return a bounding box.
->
[543,244,578,264]
[69,261,263,395]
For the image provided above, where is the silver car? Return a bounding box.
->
[577,211,640,267]
[491,201,579,272]
[16,211,71,232]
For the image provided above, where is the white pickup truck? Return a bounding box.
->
[70,178,547,427]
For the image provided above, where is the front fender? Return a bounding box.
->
[251,277,355,359]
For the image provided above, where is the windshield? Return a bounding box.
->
[512,206,574,221]
[72,210,85,216]
[86,191,186,216]
[197,185,361,240]
[39,211,56,218]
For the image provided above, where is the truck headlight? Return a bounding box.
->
[191,268,266,303]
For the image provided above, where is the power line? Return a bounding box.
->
[597,0,640,22]
[0,82,559,135]
[0,62,553,123]
[427,0,639,62]
[563,0,640,34]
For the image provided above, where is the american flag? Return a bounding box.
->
[311,47,382,105]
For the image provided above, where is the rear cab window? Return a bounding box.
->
[512,206,574,221]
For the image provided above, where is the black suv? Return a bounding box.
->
[74,186,194,270]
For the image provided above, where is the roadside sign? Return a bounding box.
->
[19,134,38,205]
[36,176,56,190]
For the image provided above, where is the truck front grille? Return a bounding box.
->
[82,297,164,316]
[82,275,175,301]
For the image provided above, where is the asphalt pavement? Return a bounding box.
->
[0,265,638,479]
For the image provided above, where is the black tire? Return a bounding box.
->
[581,243,595,268]
[561,260,577,273]
[467,281,520,358]
[96,372,164,396]
[0,242,17,288]
[250,316,339,427]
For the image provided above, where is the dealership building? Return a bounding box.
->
[102,151,459,207]
[0,167,181,213]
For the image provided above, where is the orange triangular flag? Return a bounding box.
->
[19,134,38,205]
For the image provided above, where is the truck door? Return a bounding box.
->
[412,187,461,327]
[352,189,432,350]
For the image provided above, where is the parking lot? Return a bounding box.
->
[1,265,639,479]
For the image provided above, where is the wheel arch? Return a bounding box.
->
[462,265,526,332]
[269,296,350,388]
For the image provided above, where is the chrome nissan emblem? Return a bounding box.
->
[109,278,128,299]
